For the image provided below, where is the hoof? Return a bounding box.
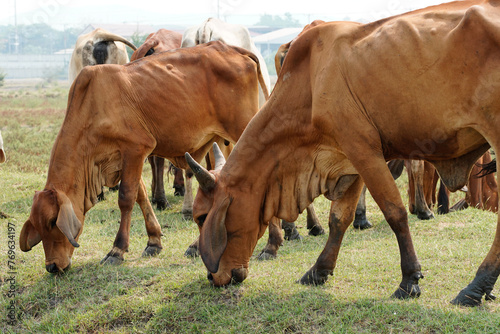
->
[100,254,124,266]
[391,272,423,299]
[298,268,331,285]
[182,210,193,220]
[184,246,199,258]
[450,289,483,307]
[416,210,434,220]
[308,225,325,236]
[174,187,185,197]
[257,250,276,261]
[282,221,303,241]
[353,219,373,230]
[154,198,172,211]
[142,245,162,257]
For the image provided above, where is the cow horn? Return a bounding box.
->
[212,142,226,171]
[93,28,137,50]
[55,191,82,248]
[185,152,216,192]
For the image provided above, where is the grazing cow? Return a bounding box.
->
[69,28,137,82]
[19,41,268,273]
[0,131,5,163]
[130,29,184,210]
[186,0,500,306]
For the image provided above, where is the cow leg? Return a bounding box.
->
[150,156,171,210]
[182,169,194,220]
[172,165,185,196]
[101,159,144,265]
[258,217,284,260]
[353,185,373,229]
[359,158,423,299]
[306,203,325,235]
[135,178,163,257]
[451,159,500,306]
[299,176,364,285]
[411,160,434,220]
[282,220,302,240]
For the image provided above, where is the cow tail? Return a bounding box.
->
[247,52,269,101]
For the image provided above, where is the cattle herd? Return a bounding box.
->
[7,0,500,307]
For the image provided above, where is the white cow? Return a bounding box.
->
[182,18,271,107]
[0,130,6,163]
[69,28,137,82]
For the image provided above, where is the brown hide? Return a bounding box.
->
[466,151,498,212]
[23,41,264,272]
[195,0,500,306]
[130,29,182,61]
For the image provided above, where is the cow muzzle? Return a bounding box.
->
[207,267,248,286]
[45,258,72,274]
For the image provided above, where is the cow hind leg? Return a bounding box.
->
[282,220,303,240]
[353,185,373,229]
[182,169,194,220]
[306,203,325,235]
[136,178,163,257]
[150,156,171,210]
[300,176,365,285]
[411,160,434,220]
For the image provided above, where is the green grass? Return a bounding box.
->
[1,84,500,333]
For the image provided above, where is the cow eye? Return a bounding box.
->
[145,48,154,56]
[196,214,207,227]
[49,218,57,228]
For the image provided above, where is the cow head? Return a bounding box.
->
[20,189,83,273]
[186,143,266,286]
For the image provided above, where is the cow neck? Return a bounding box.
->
[45,117,88,216]
[221,88,338,224]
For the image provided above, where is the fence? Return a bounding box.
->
[0,54,72,80]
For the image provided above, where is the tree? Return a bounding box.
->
[255,12,301,28]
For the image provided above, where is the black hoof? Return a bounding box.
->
[174,186,185,197]
[184,246,199,258]
[308,225,325,236]
[142,245,162,257]
[450,289,483,307]
[257,250,276,261]
[353,219,373,230]
[282,221,303,240]
[154,199,172,211]
[416,210,434,220]
[391,272,423,299]
[100,254,124,266]
[298,268,332,285]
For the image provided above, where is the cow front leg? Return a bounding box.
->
[300,176,364,285]
[353,185,373,229]
[136,177,163,257]
[101,160,143,265]
[258,217,284,260]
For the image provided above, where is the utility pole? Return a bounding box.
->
[14,0,19,54]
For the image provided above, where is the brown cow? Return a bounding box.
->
[19,41,268,273]
[0,130,5,163]
[130,29,184,211]
[186,0,500,306]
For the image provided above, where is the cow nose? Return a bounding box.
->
[207,272,214,285]
[46,263,60,273]
[231,268,248,284]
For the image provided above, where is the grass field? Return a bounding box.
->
[1,81,500,333]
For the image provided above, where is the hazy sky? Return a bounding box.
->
[1,0,453,28]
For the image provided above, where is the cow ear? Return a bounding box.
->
[55,191,82,248]
[19,220,41,252]
[199,196,232,273]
